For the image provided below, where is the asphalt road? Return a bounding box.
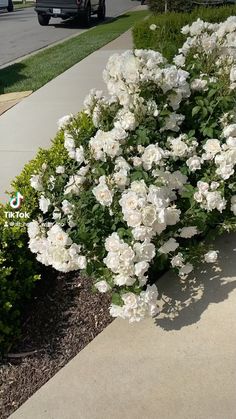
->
[0,0,141,67]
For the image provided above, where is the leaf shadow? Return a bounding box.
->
[154,232,236,330]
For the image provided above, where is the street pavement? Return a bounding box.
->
[0,0,140,67]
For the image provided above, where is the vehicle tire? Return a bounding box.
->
[38,14,51,26]
[97,0,106,21]
[7,0,14,12]
[82,2,91,27]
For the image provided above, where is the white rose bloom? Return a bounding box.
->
[169,137,188,157]
[204,250,218,263]
[95,280,111,293]
[114,274,136,286]
[57,114,72,130]
[230,195,236,215]
[64,133,75,151]
[179,226,198,238]
[92,182,113,207]
[104,139,120,158]
[132,157,142,167]
[75,146,85,165]
[113,169,129,188]
[203,139,221,156]
[142,144,163,170]
[39,196,50,214]
[56,166,65,174]
[158,238,179,254]
[105,233,122,252]
[47,225,71,247]
[171,253,184,268]
[62,200,74,215]
[109,304,125,319]
[173,54,185,67]
[52,208,61,220]
[30,174,43,191]
[119,191,139,211]
[104,252,120,273]
[191,78,208,91]
[124,210,142,228]
[142,205,157,226]
[165,206,181,226]
[134,241,156,262]
[205,191,226,212]
[134,261,149,277]
[230,66,236,83]
[130,180,148,196]
[122,292,138,309]
[223,124,236,138]
[132,226,154,242]
[186,155,201,172]
[150,24,157,31]
[27,221,40,239]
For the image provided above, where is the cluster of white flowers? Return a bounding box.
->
[27,17,236,323]
[28,221,87,273]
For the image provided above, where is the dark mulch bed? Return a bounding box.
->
[0,272,113,419]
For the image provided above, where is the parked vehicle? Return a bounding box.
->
[0,0,14,12]
[35,0,106,26]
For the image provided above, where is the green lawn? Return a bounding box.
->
[13,1,35,9]
[0,10,149,94]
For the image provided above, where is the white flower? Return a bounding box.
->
[173,54,186,67]
[203,139,221,156]
[30,174,43,191]
[223,124,236,138]
[179,226,198,238]
[134,241,156,262]
[62,200,74,215]
[230,195,236,215]
[142,205,157,226]
[75,146,85,165]
[191,78,208,91]
[105,233,122,252]
[113,169,129,188]
[56,166,65,174]
[150,24,157,31]
[77,255,87,269]
[230,66,236,83]
[186,155,201,172]
[122,292,138,309]
[95,280,111,293]
[27,221,40,239]
[204,250,218,263]
[141,144,163,170]
[114,274,136,286]
[57,114,72,130]
[171,253,184,268]
[169,137,188,157]
[158,238,179,254]
[64,133,75,151]
[39,196,50,214]
[134,261,149,277]
[92,181,113,207]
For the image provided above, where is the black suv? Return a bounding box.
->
[35,0,106,26]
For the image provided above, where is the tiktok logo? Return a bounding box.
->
[9,192,24,209]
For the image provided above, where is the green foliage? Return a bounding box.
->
[0,115,91,354]
[149,0,192,14]
[133,5,236,60]
[0,206,40,354]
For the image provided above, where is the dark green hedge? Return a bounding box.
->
[133,5,236,61]
[149,0,192,13]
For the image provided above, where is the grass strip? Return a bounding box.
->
[0,10,149,94]
[13,2,35,9]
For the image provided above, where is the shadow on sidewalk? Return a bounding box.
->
[0,63,28,94]
[154,232,236,330]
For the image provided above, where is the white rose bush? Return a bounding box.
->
[27,17,236,323]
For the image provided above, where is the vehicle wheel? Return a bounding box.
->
[97,0,106,21]
[7,0,14,12]
[38,14,50,26]
[82,2,91,27]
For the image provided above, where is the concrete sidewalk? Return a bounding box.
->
[0,29,133,203]
[10,233,236,419]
